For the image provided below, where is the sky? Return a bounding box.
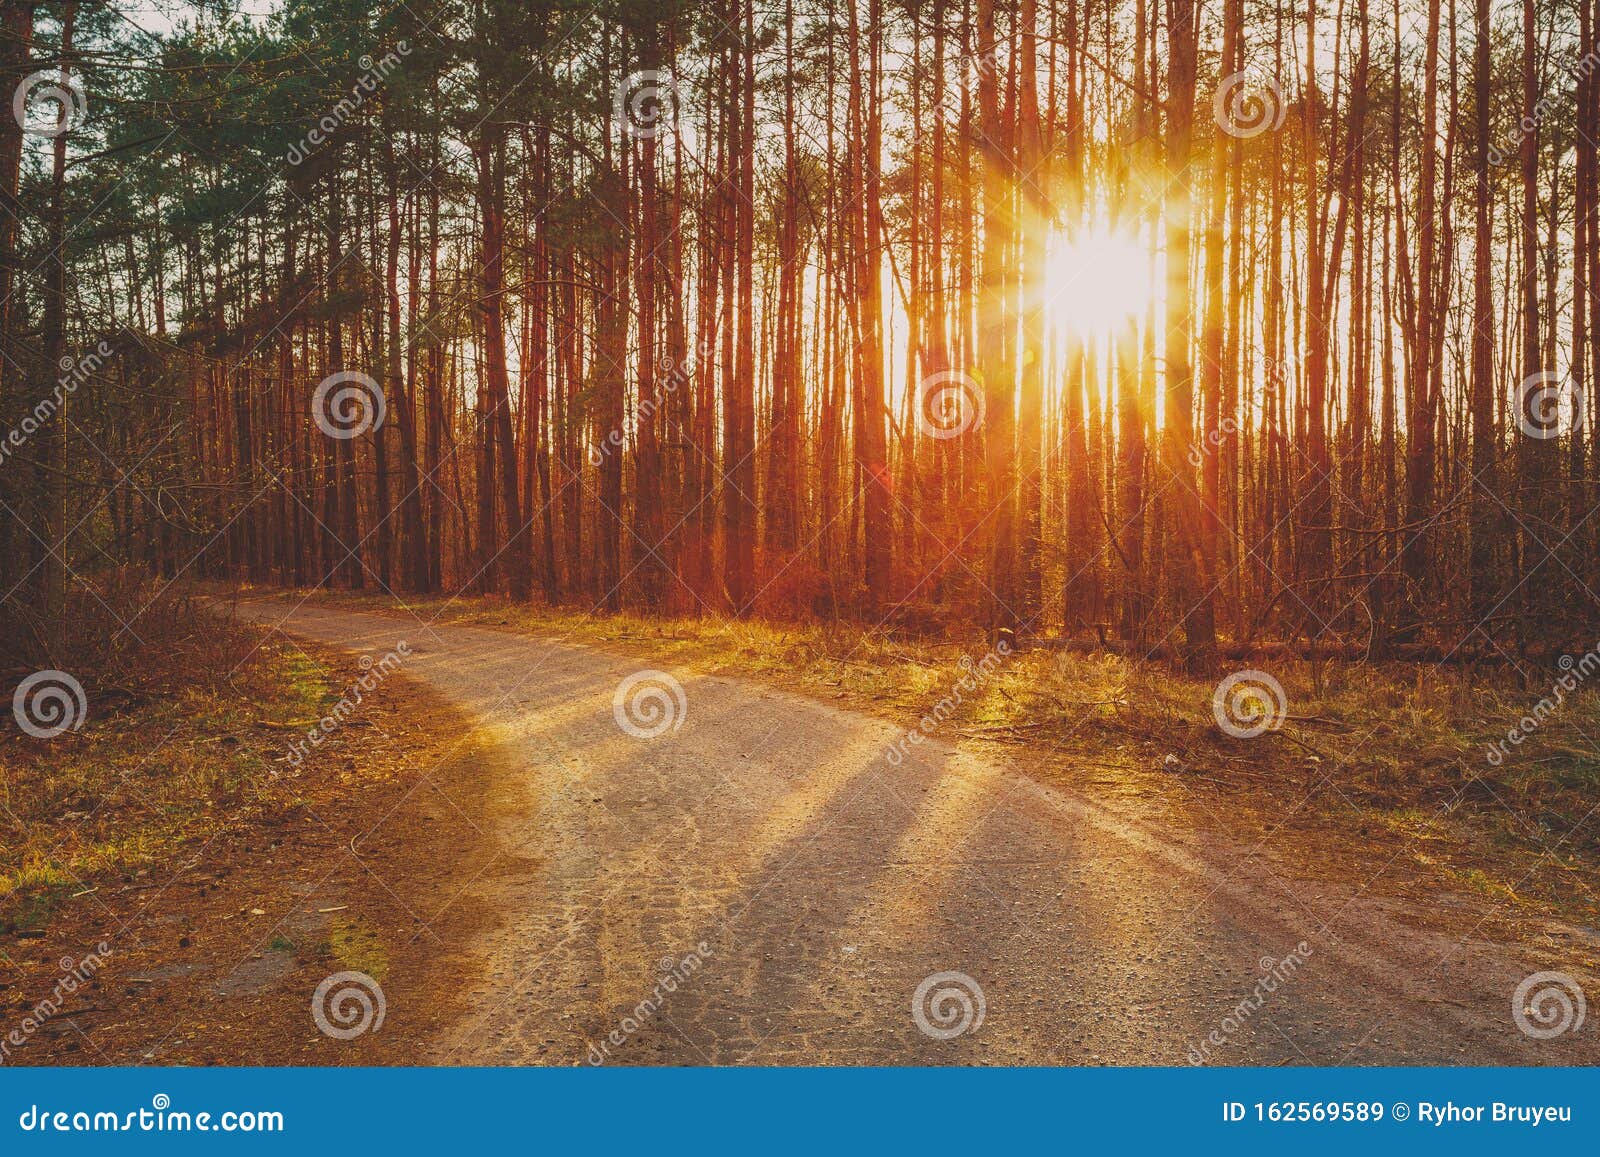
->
[110,0,276,41]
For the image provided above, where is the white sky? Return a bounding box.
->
[108,0,276,41]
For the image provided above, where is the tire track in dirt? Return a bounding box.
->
[235,598,1598,1066]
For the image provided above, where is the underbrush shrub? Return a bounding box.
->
[0,568,256,719]
[750,551,831,621]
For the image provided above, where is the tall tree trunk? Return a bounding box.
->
[632,30,666,608]
[1015,0,1045,628]
[1468,0,1496,622]
[1515,0,1551,637]
[723,0,757,612]
[475,126,530,599]
[1162,0,1214,655]
[1400,0,1441,635]
[976,0,1017,629]
[37,0,75,630]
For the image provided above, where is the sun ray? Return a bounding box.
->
[1043,227,1153,341]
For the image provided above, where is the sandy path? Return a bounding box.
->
[233,597,1598,1066]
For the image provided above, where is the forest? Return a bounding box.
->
[2,0,1597,661]
[8,0,1600,1078]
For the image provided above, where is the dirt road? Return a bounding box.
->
[233,598,1598,1065]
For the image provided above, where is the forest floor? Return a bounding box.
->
[1,630,507,1065]
[5,584,1598,1064]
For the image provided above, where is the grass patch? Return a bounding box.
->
[0,639,333,929]
[0,574,386,933]
[325,919,387,979]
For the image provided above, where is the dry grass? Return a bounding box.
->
[0,574,347,929]
[1,569,253,707]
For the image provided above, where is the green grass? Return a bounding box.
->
[0,638,331,929]
[325,919,387,979]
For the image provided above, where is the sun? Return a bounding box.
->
[1043,227,1153,339]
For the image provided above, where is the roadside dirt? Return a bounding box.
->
[1,647,508,1066]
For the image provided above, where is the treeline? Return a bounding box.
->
[2,0,1597,658]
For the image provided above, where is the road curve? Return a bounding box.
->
[233,597,1597,1066]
